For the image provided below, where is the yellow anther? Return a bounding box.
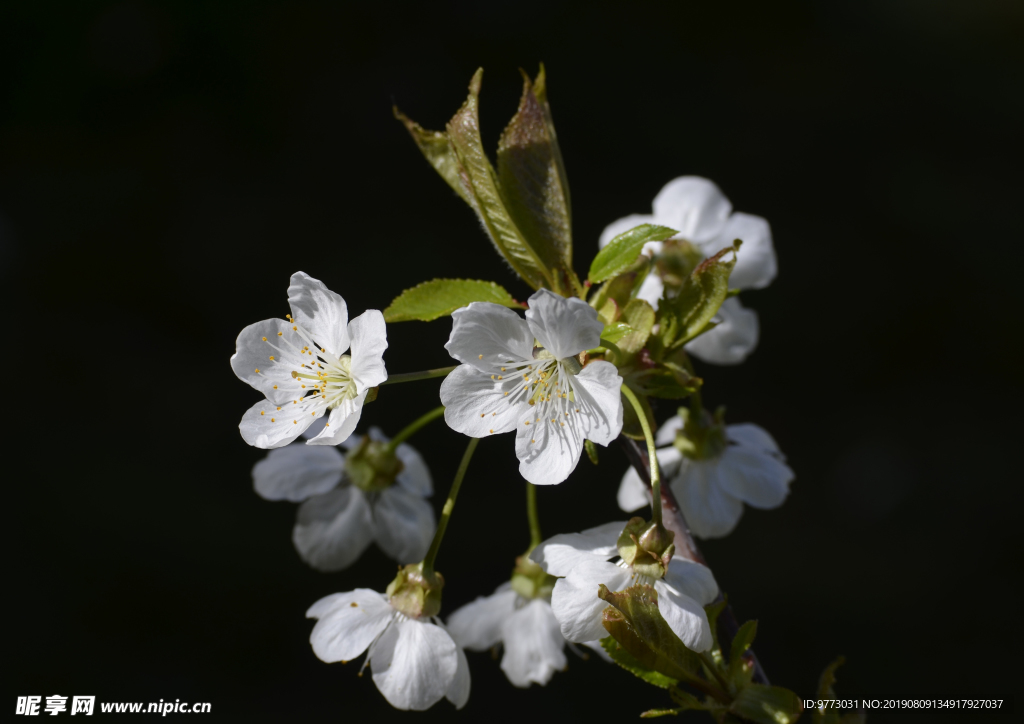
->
[525,421,530,425]
[277,407,281,410]
[254,368,260,373]
[504,392,509,396]
[273,385,278,390]
[491,375,495,379]
[271,418,275,422]
[311,412,315,416]
[326,423,330,427]
[498,375,503,380]
[480,413,485,418]
[478,354,483,359]
[560,422,565,427]
[501,367,506,371]
[261,336,267,342]
[301,384,306,388]
[293,420,297,424]
[260,411,265,416]
[489,429,494,433]
[277,332,283,336]
[269,356,275,361]
[292,325,297,331]
[531,439,535,443]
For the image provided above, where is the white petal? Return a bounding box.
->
[371,617,458,711]
[440,365,520,438]
[372,486,436,565]
[662,558,719,606]
[252,444,344,502]
[635,272,664,310]
[307,589,392,663]
[550,559,631,643]
[306,391,366,446]
[446,644,471,710]
[685,296,759,365]
[597,213,657,248]
[714,212,776,290]
[525,289,603,361]
[617,466,649,512]
[240,399,317,449]
[500,599,567,687]
[348,309,388,391]
[293,487,374,571]
[655,416,685,446]
[651,177,731,243]
[571,360,624,446]
[287,272,350,355]
[670,459,744,539]
[530,521,624,577]
[515,403,584,486]
[395,442,432,497]
[230,319,306,405]
[726,423,784,455]
[302,415,329,440]
[445,303,535,373]
[446,583,518,651]
[654,581,714,652]
[580,638,614,663]
[716,445,793,510]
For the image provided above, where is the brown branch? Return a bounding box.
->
[618,435,770,686]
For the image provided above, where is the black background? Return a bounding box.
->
[4,1,1021,722]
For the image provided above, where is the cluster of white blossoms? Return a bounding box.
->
[599,176,777,365]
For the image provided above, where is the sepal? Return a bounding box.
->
[387,563,445,619]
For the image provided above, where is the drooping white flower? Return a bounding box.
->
[447,582,567,688]
[231,272,388,449]
[617,415,794,539]
[440,289,623,486]
[253,420,435,570]
[599,177,776,364]
[530,521,719,652]
[307,589,470,711]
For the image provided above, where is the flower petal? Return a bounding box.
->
[617,466,648,512]
[670,459,744,539]
[726,423,784,455]
[252,444,345,502]
[655,415,685,446]
[440,365,520,438]
[651,177,731,243]
[371,617,459,711]
[551,561,631,643]
[306,390,367,446]
[446,642,471,709]
[597,213,658,248]
[525,289,603,361]
[445,302,534,373]
[714,212,776,290]
[716,445,793,510]
[663,558,720,606]
[684,296,759,365]
[293,486,374,571]
[240,399,317,449]
[570,360,624,446]
[230,319,307,405]
[635,272,664,310]
[348,309,388,391]
[654,581,714,652]
[302,415,329,440]
[500,599,567,687]
[372,486,436,565]
[446,583,517,651]
[307,589,392,663]
[530,521,625,577]
[515,403,584,486]
[287,272,350,355]
[395,441,432,497]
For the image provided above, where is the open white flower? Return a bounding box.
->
[531,521,718,652]
[439,289,623,486]
[308,589,469,711]
[253,420,435,570]
[231,271,388,449]
[599,177,776,364]
[617,415,794,539]
[447,582,567,688]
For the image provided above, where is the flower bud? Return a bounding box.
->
[345,436,405,492]
[386,563,444,619]
[617,517,676,579]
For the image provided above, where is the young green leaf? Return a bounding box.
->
[729,684,804,724]
[392,108,469,205]
[589,224,678,284]
[599,635,679,690]
[659,243,738,350]
[617,299,656,354]
[384,279,524,323]
[813,657,853,724]
[728,620,758,683]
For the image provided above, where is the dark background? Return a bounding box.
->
[4,1,1021,721]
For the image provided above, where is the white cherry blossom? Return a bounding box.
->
[447,582,567,688]
[531,521,718,652]
[440,289,623,486]
[231,272,387,449]
[618,415,794,539]
[598,177,776,364]
[253,420,435,570]
[307,589,469,711]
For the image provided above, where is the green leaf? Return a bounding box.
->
[729,685,804,724]
[589,224,678,283]
[600,584,703,680]
[639,689,715,718]
[659,243,738,350]
[813,657,853,724]
[600,636,679,690]
[728,620,758,683]
[601,320,632,344]
[617,299,656,354]
[531,64,570,221]
[629,363,701,400]
[384,279,524,322]
[585,439,599,465]
[393,107,470,205]
[497,69,578,295]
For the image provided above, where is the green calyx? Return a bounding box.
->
[672,407,727,461]
[344,436,405,493]
[617,516,676,580]
[510,552,557,600]
[386,563,445,619]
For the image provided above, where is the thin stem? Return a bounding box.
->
[385,406,445,454]
[421,437,479,574]
[620,384,662,526]
[526,483,542,548]
[380,365,457,385]
[698,652,732,694]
